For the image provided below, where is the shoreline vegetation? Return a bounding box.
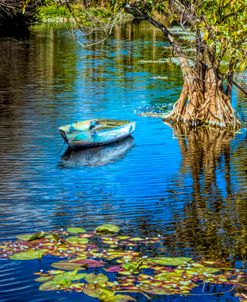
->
[0,1,168,33]
[0,1,134,32]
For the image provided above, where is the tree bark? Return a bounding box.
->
[125,4,241,129]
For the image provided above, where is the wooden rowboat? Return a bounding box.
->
[58,119,135,150]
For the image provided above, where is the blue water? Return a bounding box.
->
[0,23,246,301]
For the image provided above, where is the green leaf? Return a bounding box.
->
[67,227,86,234]
[96,224,120,234]
[10,250,43,260]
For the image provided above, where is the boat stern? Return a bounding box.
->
[58,128,69,144]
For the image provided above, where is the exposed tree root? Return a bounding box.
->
[137,77,241,130]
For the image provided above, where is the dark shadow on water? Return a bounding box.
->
[59,136,134,168]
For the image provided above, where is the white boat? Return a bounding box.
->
[58,119,135,150]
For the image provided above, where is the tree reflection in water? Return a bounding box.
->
[164,124,246,262]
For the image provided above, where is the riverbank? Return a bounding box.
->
[0,2,133,34]
[36,3,134,25]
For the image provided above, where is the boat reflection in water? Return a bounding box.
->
[60,136,134,167]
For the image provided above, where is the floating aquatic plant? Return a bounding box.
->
[0,225,246,301]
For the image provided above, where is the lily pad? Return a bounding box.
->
[96,224,119,234]
[35,275,53,282]
[71,259,105,268]
[39,280,61,291]
[10,250,43,260]
[129,237,144,242]
[66,237,89,245]
[16,232,45,242]
[53,271,86,283]
[106,265,123,273]
[51,261,85,271]
[186,266,220,274]
[83,284,102,298]
[149,257,192,266]
[85,273,108,284]
[113,295,136,302]
[48,270,64,275]
[67,227,86,234]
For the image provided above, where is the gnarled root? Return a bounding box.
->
[163,80,241,130]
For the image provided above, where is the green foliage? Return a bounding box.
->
[123,0,246,78]
[36,2,71,22]
[195,0,247,75]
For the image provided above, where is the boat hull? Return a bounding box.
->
[58,119,135,150]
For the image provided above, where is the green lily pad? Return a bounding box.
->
[83,284,102,298]
[186,266,220,275]
[139,288,171,295]
[48,270,64,275]
[117,236,130,240]
[10,250,43,260]
[111,295,136,302]
[96,224,119,234]
[67,227,86,234]
[129,237,144,242]
[39,280,61,291]
[85,273,108,284]
[149,257,192,266]
[16,232,45,242]
[155,271,183,281]
[46,233,61,242]
[66,237,89,245]
[100,291,136,302]
[54,271,86,283]
[51,261,85,271]
[35,275,53,282]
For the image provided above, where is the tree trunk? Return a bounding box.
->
[164,63,241,129]
[124,4,241,129]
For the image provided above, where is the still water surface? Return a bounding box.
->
[0,23,246,301]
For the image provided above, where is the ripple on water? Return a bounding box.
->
[0,24,246,302]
